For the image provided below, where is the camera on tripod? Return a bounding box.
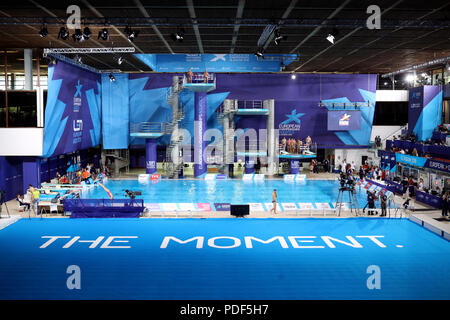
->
[124,189,141,199]
[339,172,355,190]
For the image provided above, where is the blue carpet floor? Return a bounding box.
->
[0,218,448,300]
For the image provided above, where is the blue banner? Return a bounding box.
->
[43,61,101,157]
[101,73,130,149]
[327,110,361,131]
[395,153,428,167]
[145,139,157,174]
[134,53,297,72]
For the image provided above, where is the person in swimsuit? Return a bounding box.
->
[270,189,278,214]
[98,182,113,199]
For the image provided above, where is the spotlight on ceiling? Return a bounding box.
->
[124,26,140,42]
[254,49,264,59]
[72,29,84,42]
[117,56,124,65]
[48,57,57,65]
[39,25,48,38]
[274,29,286,45]
[405,74,416,83]
[98,28,109,40]
[109,73,115,82]
[83,27,92,40]
[291,73,296,80]
[171,27,185,42]
[74,55,82,64]
[326,29,338,44]
[58,27,69,40]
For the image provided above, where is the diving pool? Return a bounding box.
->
[81,179,380,211]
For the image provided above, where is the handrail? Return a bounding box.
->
[130,122,166,134]
[237,100,264,109]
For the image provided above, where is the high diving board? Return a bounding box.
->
[277,153,316,159]
[236,108,269,115]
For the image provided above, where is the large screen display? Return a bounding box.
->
[327,110,361,131]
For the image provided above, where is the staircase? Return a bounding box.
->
[216,100,237,173]
[165,77,185,178]
[104,149,130,176]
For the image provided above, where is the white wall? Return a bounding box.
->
[334,149,378,170]
[370,125,403,141]
[376,90,409,102]
[0,128,43,156]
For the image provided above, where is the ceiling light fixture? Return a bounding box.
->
[98,28,109,41]
[124,26,139,42]
[83,27,91,40]
[171,27,185,42]
[39,24,48,38]
[58,27,69,40]
[254,48,264,59]
[72,29,84,42]
[274,29,286,45]
[326,29,339,44]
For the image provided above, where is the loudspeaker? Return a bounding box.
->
[230,204,249,217]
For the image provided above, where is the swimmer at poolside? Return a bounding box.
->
[98,182,113,199]
[270,189,277,214]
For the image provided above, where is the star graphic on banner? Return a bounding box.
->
[210,54,227,62]
[74,80,83,97]
[341,113,351,121]
[281,109,304,125]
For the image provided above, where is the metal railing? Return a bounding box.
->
[130,122,166,134]
[183,73,215,84]
[278,142,317,155]
[318,101,371,108]
[237,100,264,109]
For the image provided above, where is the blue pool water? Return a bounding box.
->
[82,179,374,208]
[0,218,448,299]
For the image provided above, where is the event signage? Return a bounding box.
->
[327,110,362,131]
[134,53,298,72]
[395,153,450,174]
[214,203,230,211]
[43,60,101,157]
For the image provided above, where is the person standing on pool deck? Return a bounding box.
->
[270,189,278,214]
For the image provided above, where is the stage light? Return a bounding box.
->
[58,27,69,40]
[326,29,338,44]
[48,57,57,65]
[274,29,286,45]
[291,74,296,80]
[109,73,115,82]
[74,55,82,64]
[171,27,185,42]
[405,74,416,82]
[124,26,140,42]
[98,28,109,40]
[117,56,123,65]
[83,27,91,40]
[383,82,388,86]
[39,25,48,38]
[72,29,84,42]
[254,49,264,59]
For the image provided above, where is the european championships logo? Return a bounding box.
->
[279,109,304,132]
[339,113,351,126]
[73,80,82,112]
